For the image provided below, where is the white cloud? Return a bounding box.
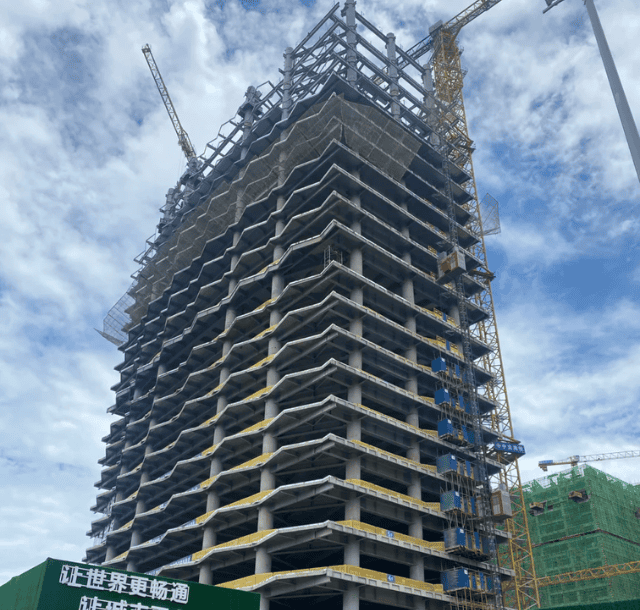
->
[496,292,640,484]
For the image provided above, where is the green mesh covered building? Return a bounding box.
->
[522,465,640,607]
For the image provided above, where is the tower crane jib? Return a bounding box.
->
[404,0,505,62]
[539,450,640,471]
[142,44,196,160]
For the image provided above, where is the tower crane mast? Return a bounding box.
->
[142,44,196,160]
[404,1,541,608]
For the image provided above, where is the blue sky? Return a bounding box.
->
[1,0,639,585]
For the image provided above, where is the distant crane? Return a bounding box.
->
[539,450,640,471]
[142,44,197,160]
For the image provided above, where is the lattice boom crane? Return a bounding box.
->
[538,560,640,588]
[142,44,196,160]
[404,0,505,62]
[539,450,640,471]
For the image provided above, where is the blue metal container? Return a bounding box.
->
[440,490,461,512]
[441,568,470,591]
[444,527,466,550]
[431,357,447,373]
[435,387,451,405]
[436,454,457,475]
[437,418,454,439]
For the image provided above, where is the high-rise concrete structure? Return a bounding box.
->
[87,3,526,609]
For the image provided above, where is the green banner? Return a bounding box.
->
[1,558,259,610]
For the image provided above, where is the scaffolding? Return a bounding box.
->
[520,465,640,606]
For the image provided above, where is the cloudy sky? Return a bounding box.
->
[1,0,639,584]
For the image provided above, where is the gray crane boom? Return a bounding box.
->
[539,450,640,471]
[142,44,196,160]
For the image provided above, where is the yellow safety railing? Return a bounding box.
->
[195,510,215,525]
[248,354,275,370]
[345,479,440,512]
[240,418,274,434]
[338,521,444,551]
[351,440,437,474]
[245,386,273,401]
[205,383,223,397]
[229,453,273,471]
[253,298,274,312]
[253,325,277,340]
[223,489,273,509]
[218,565,444,593]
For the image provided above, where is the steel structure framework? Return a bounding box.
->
[91,3,532,610]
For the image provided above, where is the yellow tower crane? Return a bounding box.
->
[142,44,197,160]
[404,2,541,609]
[539,450,640,471]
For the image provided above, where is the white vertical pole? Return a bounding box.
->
[583,0,640,183]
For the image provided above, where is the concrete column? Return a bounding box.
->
[343,585,359,610]
[144,418,157,455]
[257,504,274,531]
[406,408,419,429]
[255,546,271,574]
[134,495,147,515]
[410,555,425,583]
[200,458,222,570]
[347,383,362,406]
[345,415,361,521]
[349,207,364,409]
[344,537,360,566]
[405,372,418,399]
[281,47,294,121]
[278,150,287,189]
[413,598,426,610]
[406,400,425,583]
[198,564,212,585]
[202,524,217,550]
[350,247,363,275]
[105,546,116,561]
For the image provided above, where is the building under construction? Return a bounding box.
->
[87,2,537,609]
[523,465,640,607]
